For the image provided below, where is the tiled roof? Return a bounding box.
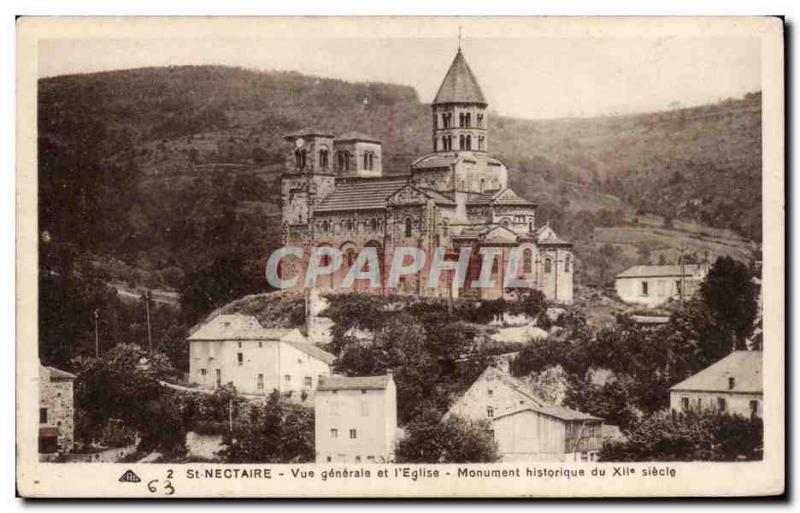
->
[492,188,536,206]
[466,192,496,206]
[317,374,392,391]
[283,127,334,139]
[670,351,762,393]
[410,153,460,170]
[616,264,707,279]
[42,365,76,381]
[433,49,488,105]
[537,225,571,246]
[417,187,457,206]
[285,341,336,365]
[188,314,291,341]
[494,404,602,423]
[315,178,407,212]
[336,132,382,144]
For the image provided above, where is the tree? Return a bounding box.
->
[395,409,499,463]
[699,256,758,353]
[219,391,314,463]
[600,411,762,462]
[71,343,185,455]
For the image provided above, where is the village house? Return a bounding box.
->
[615,263,709,307]
[314,373,397,464]
[39,364,76,455]
[670,350,762,418]
[448,363,603,462]
[187,314,335,398]
[279,47,574,303]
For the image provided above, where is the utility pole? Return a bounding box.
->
[93,309,100,357]
[677,246,686,306]
[143,289,153,354]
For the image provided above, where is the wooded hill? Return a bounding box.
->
[38,65,761,314]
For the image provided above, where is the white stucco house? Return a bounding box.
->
[187,314,335,398]
[314,373,397,464]
[670,350,762,418]
[615,263,709,307]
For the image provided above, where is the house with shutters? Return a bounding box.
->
[448,363,603,462]
[39,364,76,455]
[314,373,397,464]
[278,46,574,303]
[187,314,335,399]
[615,263,709,307]
[670,350,763,418]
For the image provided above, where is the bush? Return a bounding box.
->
[600,410,762,462]
[395,409,499,463]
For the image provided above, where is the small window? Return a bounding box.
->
[717,398,727,412]
[564,256,571,273]
[404,218,413,238]
[257,374,264,390]
[487,407,494,418]
[370,218,378,232]
[200,368,207,376]
[238,342,242,348]
[523,249,533,273]
[488,389,494,397]
[641,281,649,297]
[258,342,263,348]
[330,429,338,439]
[304,376,313,388]
[355,456,361,463]
[39,408,47,424]
[284,374,291,382]
[349,429,357,439]
[237,353,243,366]
[544,258,552,273]
[319,148,329,169]
[728,377,735,390]
[367,456,375,463]
[681,397,689,412]
[750,400,759,417]
[326,456,332,463]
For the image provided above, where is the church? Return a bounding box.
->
[279,47,574,303]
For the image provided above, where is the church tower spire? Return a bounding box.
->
[431,48,488,154]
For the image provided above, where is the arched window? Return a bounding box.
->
[433,137,438,152]
[545,258,552,273]
[480,179,486,193]
[478,136,485,151]
[466,135,472,150]
[501,218,510,228]
[404,218,413,238]
[564,255,571,273]
[459,134,465,150]
[322,220,329,232]
[370,218,378,232]
[466,113,471,127]
[459,113,465,128]
[368,152,374,170]
[295,149,306,169]
[363,152,369,170]
[319,147,329,169]
[529,221,533,232]
[346,220,354,232]
[477,113,484,127]
[346,248,356,267]
[441,219,448,236]
[523,248,533,273]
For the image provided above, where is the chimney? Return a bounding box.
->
[728,377,735,390]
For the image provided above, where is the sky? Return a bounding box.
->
[38,35,760,119]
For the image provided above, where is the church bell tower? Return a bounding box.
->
[431,48,489,154]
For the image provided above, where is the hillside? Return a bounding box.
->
[38,65,761,321]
